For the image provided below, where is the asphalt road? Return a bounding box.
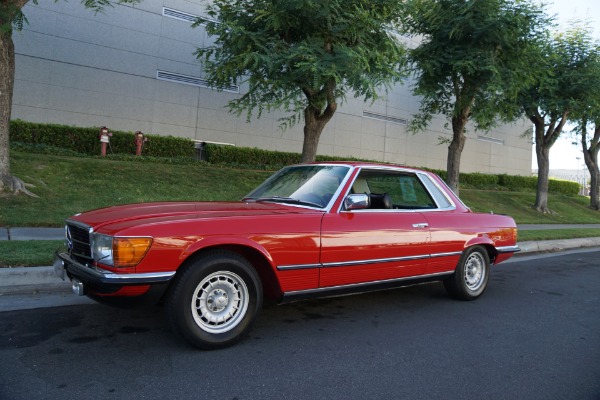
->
[1,250,599,400]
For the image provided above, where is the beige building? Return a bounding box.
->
[12,0,532,175]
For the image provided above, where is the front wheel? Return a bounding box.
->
[166,251,263,349]
[443,246,490,301]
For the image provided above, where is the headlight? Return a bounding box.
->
[92,233,114,266]
[91,234,152,268]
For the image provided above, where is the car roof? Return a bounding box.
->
[304,161,431,174]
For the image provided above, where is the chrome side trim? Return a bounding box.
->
[496,245,521,254]
[276,251,461,271]
[430,251,463,258]
[277,263,322,271]
[56,252,175,285]
[322,254,430,268]
[284,271,454,297]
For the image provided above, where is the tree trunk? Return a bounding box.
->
[588,163,599,210]
[0,32,15,192]
[446,115,468,196]
[531,111,568,213]
[300,82,337,163]
[534,138,550,212]
[300,107,327,163]
[582,122,600,210]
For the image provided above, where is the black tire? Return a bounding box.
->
[443,245,490,301]
[166,251,263,349]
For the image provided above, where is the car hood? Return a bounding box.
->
[69,201,322,234]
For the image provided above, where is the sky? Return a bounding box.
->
[531,0,600,170]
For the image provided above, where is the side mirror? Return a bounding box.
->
[344,193,370,211]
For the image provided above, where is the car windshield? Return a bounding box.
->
[244,165,350,208]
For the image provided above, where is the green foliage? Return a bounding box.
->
[495,174,577,195]
[517,23,600,209]
[521,24,599,133]
[567,24,600,167]
[10,120,195,158]
[202,143,369,168]
[548,179,579,196]
[498,174,538,191]
[203,144,301,167]
[195,0,408,132]
[403,0,550,132]
[10,142,87,157]
[459,172,499,189]
[401,0,551,192]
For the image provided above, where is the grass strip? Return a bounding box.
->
[518,229,600,242]
[0,241,63,267]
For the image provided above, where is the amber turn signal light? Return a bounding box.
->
[113,238,152,268]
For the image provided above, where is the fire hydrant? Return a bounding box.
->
[99,127,112,157]
[134,131,148,156]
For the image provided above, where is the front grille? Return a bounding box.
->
[66,222,92,262]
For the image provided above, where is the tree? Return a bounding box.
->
[519,26,599,212]
[194,0,408,163]
[0,0,137,195]
[571,32,600,209]
[401,0,549,195]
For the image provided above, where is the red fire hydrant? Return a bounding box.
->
[99,127,112,157]
[134,131,148,156]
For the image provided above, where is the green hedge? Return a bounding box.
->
[9,120,581,196]
[10,120,195,158]
[203,143,301,166]
[549,179,580,196]
[202,143,368,167]
[498,174,538,191]
[460,172,499,188]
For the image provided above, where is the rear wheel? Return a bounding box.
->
[444,246,490,300]
[167,251,262,349]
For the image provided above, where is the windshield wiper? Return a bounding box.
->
[250,196,323,208]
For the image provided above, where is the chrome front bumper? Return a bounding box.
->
[54,251,175,286]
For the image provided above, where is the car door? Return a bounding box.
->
[319,168,434,288]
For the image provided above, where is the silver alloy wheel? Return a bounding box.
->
[191,271,249,334]
[464,252,486,291]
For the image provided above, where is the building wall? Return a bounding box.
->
[12,0,532,175]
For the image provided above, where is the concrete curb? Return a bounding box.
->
[1,237,600,296]
[516,237,600,254]
[0,266,72,295]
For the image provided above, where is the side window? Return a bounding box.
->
[419,174,453,209]
[393,175,436,209]
[352,170,437,210]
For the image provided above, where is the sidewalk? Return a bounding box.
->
[1,225,600,296]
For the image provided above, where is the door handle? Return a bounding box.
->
[412,223,429,228]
